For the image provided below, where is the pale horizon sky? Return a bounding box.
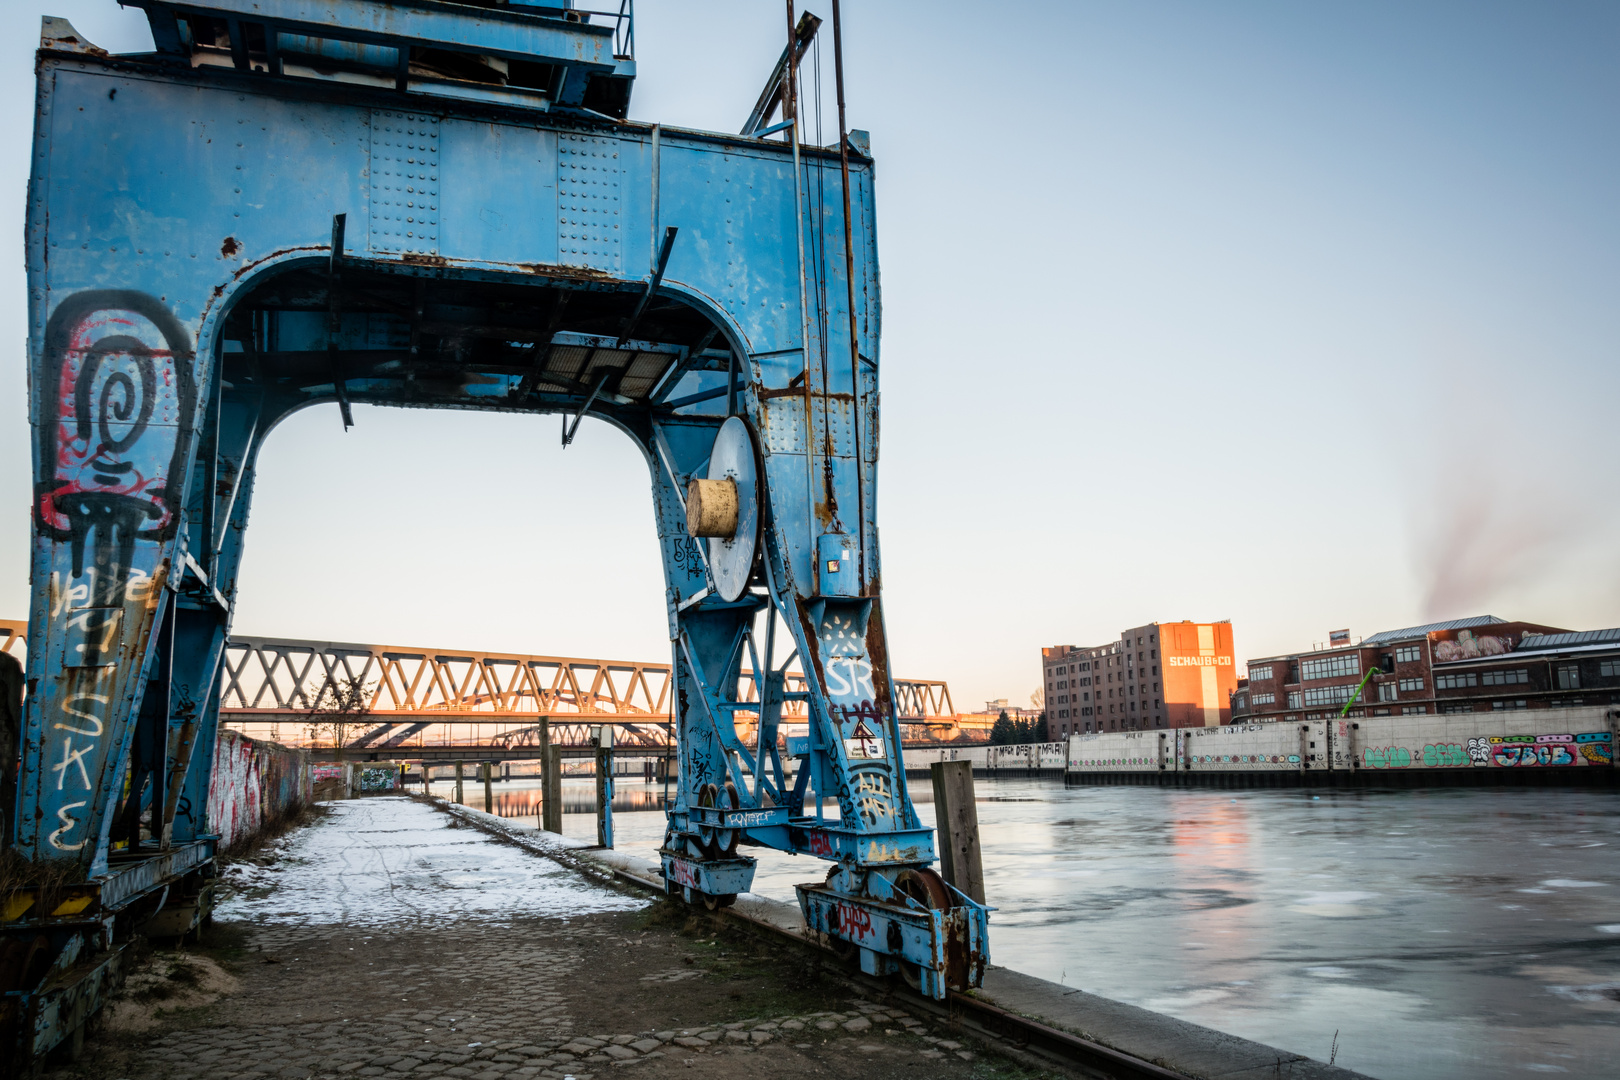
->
[1,2,1616,711]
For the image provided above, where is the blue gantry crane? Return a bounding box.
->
[3,0,988,1061]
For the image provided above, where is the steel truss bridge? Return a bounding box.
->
[1,622,959,759]
[218,634,957,756]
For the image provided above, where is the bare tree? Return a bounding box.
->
[1030,687,1045,710]
[304,675,374,762]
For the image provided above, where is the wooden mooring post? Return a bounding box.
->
[930,759,985,904]
[482,761,493,813]
[542,745,562,834]
[454,761,463,804]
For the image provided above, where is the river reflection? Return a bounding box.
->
[426,777,1620,1080]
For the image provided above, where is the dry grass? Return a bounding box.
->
[0,848,81,914]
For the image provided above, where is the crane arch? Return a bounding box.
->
[10,4,988,1036]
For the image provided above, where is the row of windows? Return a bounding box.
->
[1302,684,1359,707]
[1436,672,1477,690]
[1395,645,1422,664]
[1300,653,1360,681]
[1481,669,1528,686]
[1251,692,1275,706]
[1399,678,1424,692]
[1249,664,1273,682]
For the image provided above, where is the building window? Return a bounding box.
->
[1395,646,1422,664]
[1303,684,1359,707]
[1480,669,1528,686]
[1398,678,1424,693]
[1300,654,1360,681]
[1252,692,1275,706]
[1600,660,1618,677]
[1556,664,1581,690]
[1249,664,1274,682]
[1492,699,1528,711]
[1378,683,1397,702]
[1440,703,1473,714]
[1402,705,1426,715]
[1287,691,1302,709]
[1435,672,1478,690]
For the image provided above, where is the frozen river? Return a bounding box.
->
[426,775,1620,1080]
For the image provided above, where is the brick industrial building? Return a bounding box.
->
[1230,615,1620,722]
[1042,621,1238,737]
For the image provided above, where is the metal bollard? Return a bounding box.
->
[593,725,614,848]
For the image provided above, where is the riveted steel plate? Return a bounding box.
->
[370,111,441,254]
[762,395,806,454]
[557,133,622,273]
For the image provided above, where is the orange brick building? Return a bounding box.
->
[1043,621,1238,735]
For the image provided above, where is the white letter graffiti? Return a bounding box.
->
[48,801,89,851]
[55,693,108,737]
[53,736,94,791]
[824,659,852,697]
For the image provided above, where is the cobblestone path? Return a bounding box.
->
[50,799,1044,1080]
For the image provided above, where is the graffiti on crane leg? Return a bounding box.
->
[36,291,196,590]
[834,901,876,944]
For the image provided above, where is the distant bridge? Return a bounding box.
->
[217,635,957,756]
[1,622,961,759]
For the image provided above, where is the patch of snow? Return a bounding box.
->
[216,797,644,928]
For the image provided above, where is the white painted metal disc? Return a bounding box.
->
[706,416,758,602]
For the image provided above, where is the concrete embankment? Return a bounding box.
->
[436,798,1372,1080]
[904,706,1620,788]
[206,728,314,850]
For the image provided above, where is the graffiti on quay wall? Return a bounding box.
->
[1364,734,1613,769]
[206,729,312,849]
[1422,743,1467,767]
[1578,733,1613,765]
[357,766,401,792]
[1486,734,1578,768]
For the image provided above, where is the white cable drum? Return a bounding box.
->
[703,416,759,602]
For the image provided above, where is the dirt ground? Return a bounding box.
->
[45,807,1058,1080]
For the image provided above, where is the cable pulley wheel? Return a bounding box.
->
[688,416,759,603]
[892,867,955,993]
[713,781,742,857]
[696,783,720,858]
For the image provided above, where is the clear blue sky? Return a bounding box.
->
[1,2,1616,709]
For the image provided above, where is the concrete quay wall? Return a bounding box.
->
[1065,706,1618,787]
[207,728,313,849]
